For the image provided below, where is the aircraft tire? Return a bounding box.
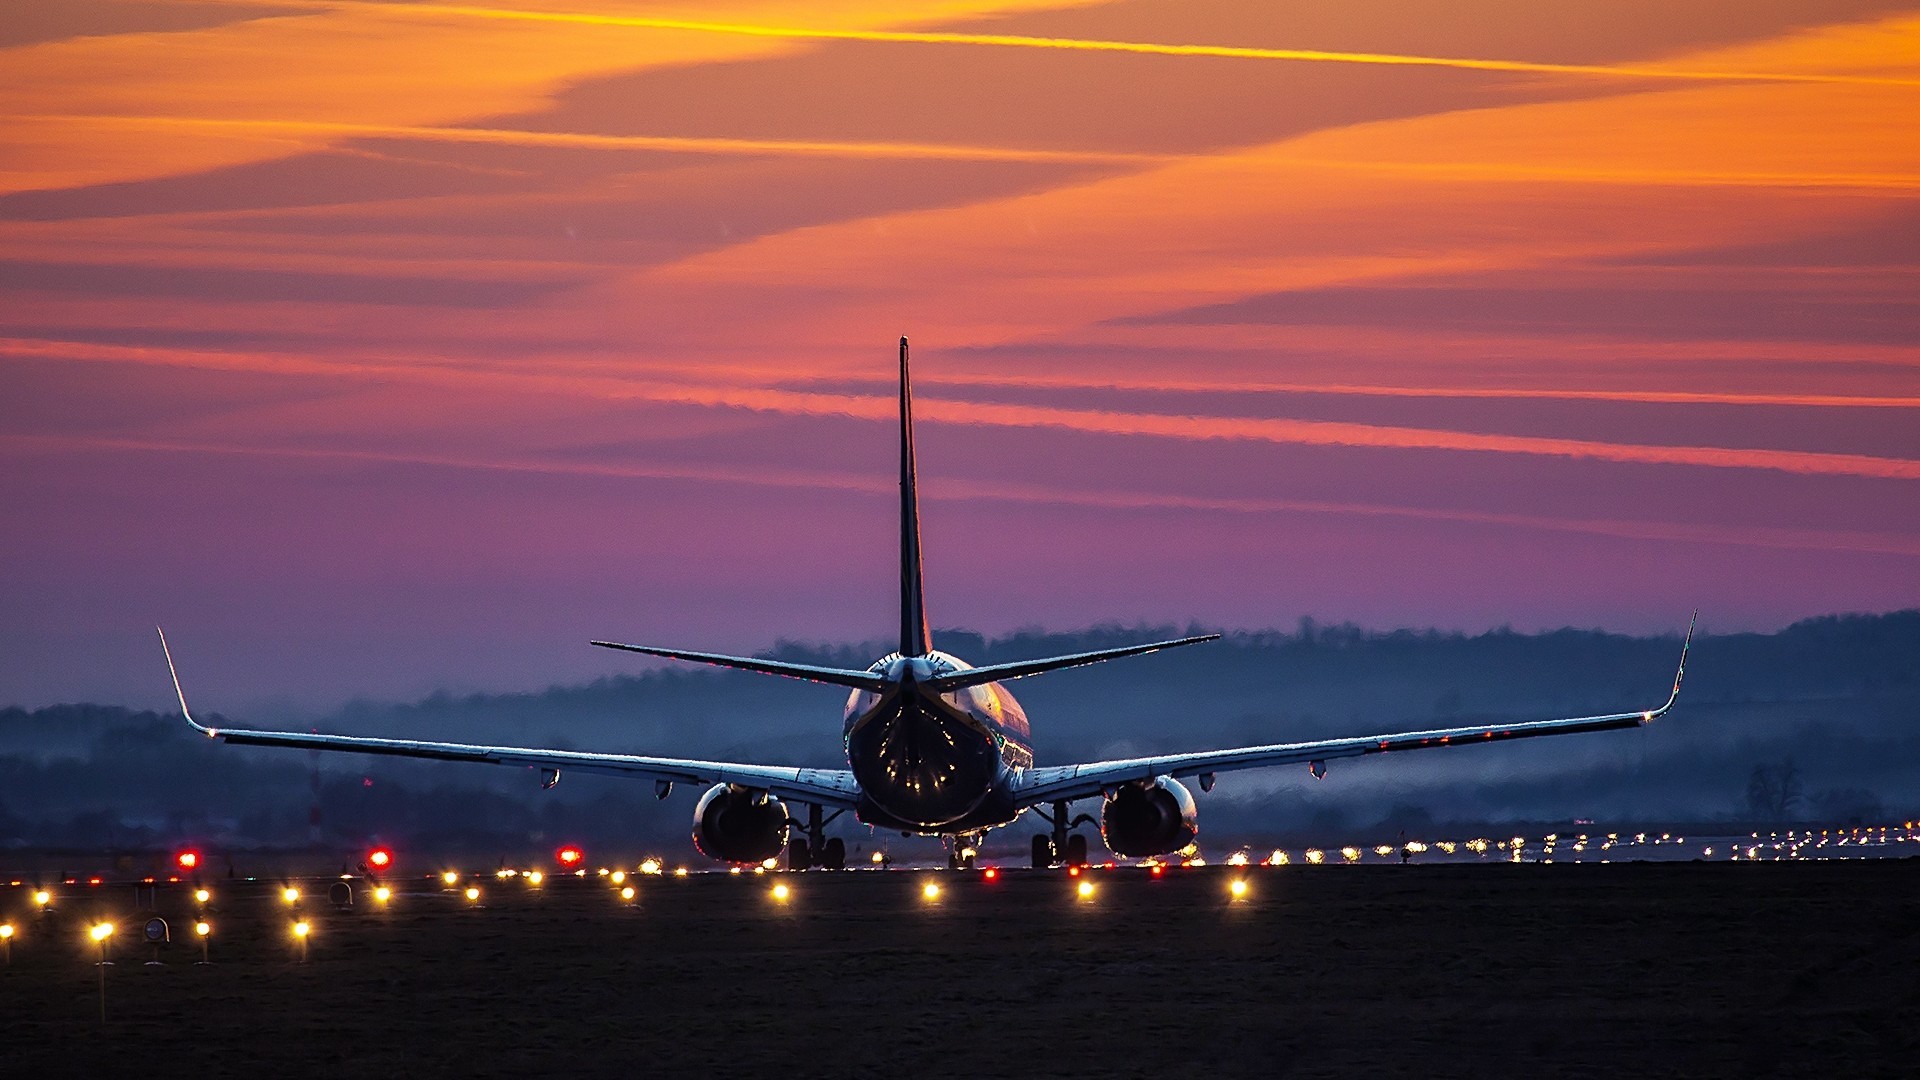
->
[1065,833,1089,868]
[788,843,812,872]
[1032,835,1054,869]
[822,837,846,871]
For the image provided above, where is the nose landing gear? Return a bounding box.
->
[944,833,985,870]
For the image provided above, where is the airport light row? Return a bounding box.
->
[8,822,1917,899]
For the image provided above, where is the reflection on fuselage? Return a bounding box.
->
[843,652,1033,833]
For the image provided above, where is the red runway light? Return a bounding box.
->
[1067,866,1081,878]
[983,867,998,880]
[556,846,585,867]
[1150,864,1165,877]
[367,847,393,869]
[176,850,200,870]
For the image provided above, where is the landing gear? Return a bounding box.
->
[1033,799,1097,868]
[788,803,847,870]
[943,833,982,870]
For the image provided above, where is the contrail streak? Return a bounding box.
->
[10,114,1165,166]
[896,372,1920,410]
[8,338,1920,481]
[22,114,1914,192]
[186,0,1920,89]
[10,432,1918,559]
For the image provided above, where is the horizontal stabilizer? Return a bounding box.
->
[927,633,1219,692]
[591,640,889,691]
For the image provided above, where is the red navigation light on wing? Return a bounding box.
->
[367,847,393,870]
[556,845,585,868]
[175,850,200,870]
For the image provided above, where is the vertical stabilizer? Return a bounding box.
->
[899,337,931,657]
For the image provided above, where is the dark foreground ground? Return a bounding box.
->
[3,861,1916,1078]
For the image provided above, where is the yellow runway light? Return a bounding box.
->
[610,871,626,885]
[639,859,662,875]
[922,882,941,901]
[281,887,300,904]
[442,871,460,886]
[373,886,392,903]
[90,922,114,942]
[194,921,210,937]
[1076,880,1095,900]
[1229,878,1249,900]
[194,888,211,904]
[33,889,51,907]
[0,924,13,940]
[527,871,544,886]
[464,886,481,902]
[619,885,636,901]
[771,883,791,903]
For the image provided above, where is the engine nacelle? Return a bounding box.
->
[1100,776,1199,858]
[692,783,790,864]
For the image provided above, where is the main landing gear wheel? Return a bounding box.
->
[787,843,812,872]
[1064,833,1089,868]
[821,837,846,871]
[1033,835,1054,869]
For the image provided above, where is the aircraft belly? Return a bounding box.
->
[856,783,1019,834]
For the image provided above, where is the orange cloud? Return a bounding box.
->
[0,0,1110,194]
[636,16,1920,348]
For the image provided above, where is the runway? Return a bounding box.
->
[3,859,1915,1077]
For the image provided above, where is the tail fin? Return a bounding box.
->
[899,336,931,657]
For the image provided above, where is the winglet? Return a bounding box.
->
[1650,611,1696,719]
[157,626,217,736]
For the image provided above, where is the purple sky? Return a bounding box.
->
[3,0,1917,710]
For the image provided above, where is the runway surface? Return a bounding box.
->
[3,861,1916,1078]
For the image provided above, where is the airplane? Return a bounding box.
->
[159,337,1693,871]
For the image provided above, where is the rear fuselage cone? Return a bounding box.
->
[842,651,1033,830]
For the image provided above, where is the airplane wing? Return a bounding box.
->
[1014,615,1693,808]
[159,629,861,809]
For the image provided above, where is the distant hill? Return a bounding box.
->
[3,613,1915,858]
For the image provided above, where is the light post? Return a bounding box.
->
[90,922,115,1022]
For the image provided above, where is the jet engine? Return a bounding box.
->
[692,783,790,864]
[1099,776,1198,858]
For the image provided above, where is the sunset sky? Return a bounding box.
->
[3,0,1917,711]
